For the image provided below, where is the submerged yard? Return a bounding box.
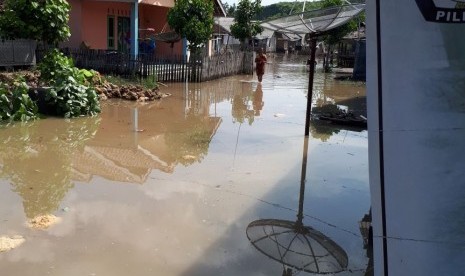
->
[0,54,370,276]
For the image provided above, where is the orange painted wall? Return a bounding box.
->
[81,1,131,50]
[139,5,183,56]
[65,0,183,55]
[63,0,83,48]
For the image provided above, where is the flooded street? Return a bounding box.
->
[0,54,369,276]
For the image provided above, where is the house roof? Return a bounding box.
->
[214,17,235,33]
[213,0,226,17]
[255,28,275,40]
[214,17,276,40]
[139,0,174,8]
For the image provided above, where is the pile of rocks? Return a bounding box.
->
[0,71,41,88]
[95,82,170,102]
[0,71,169,102]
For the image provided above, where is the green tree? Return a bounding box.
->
[167,0,214,56]
[0,0,71,46]
[230,0,263,47]
[223,2,237,16]
[320,0,363,71]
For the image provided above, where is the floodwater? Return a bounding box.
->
[0,54,369,276]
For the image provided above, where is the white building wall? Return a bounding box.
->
[367,1,465,275]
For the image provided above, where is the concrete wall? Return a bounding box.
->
[139,5,183,56]
[65,0,180,55]
[367,1,465,275]
[62,0,83,48]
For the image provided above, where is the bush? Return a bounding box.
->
[37,51,101,118]
[0,80,39,122]
[46,77,100,118]
[0,54,101,122]
[38,49,75,84]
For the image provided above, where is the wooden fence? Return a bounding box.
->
[0,39,37,67]
[201,51,251,81]
[43,49,253,83]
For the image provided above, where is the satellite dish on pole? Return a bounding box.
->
[259,4,365,137]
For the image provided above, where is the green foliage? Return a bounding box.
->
[39,50,99,86]
[222,3,237,16]
[38,49,74,84]
[230,0,264,43]
[167,0,214,54]
[0,0,71,45]
[0,81,39,122]
[257,1,321,20]
[320,0,343,8]
[39,50,101,118]
[320,0,363,46]
[45,76,101,119]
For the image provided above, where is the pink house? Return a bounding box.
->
[64,0,226,56]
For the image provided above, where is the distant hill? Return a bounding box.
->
[256,0,365,21]
[256,1,323,20]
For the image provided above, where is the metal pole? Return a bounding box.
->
[304,36,317,136]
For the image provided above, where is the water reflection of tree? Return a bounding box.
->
[252,85,264,116]
[0,117,100,218]
[232,85,263,125]
[165,114,213,166]
[310,119,341,142]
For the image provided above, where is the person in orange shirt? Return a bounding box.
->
[255,48,267,83]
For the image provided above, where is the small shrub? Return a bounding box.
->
[45,76,101,119]
[38,50,101,118]
[38,49,74,84]
[0,81,39,122]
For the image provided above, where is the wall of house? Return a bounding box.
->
[63,0,83,49]
[81,1,131,50]
[139,5,183,56]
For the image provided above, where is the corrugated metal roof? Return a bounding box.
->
[214,17,235,33]
[260,4,365,35]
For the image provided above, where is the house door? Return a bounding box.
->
[117,17,130,53]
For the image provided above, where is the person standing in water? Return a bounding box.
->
[255,48,267,83]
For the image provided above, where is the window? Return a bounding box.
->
[107,16,115,49]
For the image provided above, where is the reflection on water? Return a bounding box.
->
[310,119,365,142]
[0,117,100,218]
[232,83,264,125]
[0,78,266,218]
[0,54,369,276]
[247,137,349,275]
